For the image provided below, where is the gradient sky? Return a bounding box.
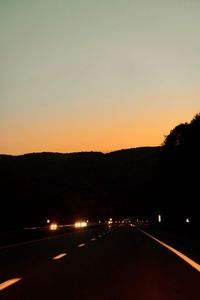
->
[1,0,200,154]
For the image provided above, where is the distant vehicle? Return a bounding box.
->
[108,218,113,225]
[74,221,87,228]
[50,223,58,230]
[122,219,131,226]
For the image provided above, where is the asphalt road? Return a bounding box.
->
[0,225,199,300]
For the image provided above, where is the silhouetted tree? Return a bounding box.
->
[160,113,200,225]
[163,123,188,148]
[163,113,200,150]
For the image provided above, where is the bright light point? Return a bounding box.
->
[47,219,50,224]
[186,218,190,223]
[158,215,162,223]
[50,223,58,230]
[108,218,113,225]
[74,222,80,228]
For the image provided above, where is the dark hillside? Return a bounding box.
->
[0,147,160,229]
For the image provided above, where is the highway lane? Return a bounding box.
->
[0,226,199,300]
[0,226,109,283]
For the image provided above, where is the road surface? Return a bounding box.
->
[0,226,199,299]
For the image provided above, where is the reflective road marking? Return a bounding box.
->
[140,230,200,272]
[53,253,67,260]
[0,278,22,291]
[78,243,86,248]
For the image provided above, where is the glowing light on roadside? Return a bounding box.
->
[186,218,190,223]
[47,219,50,224]
[50,223,58,230]
[158,215,162,223]
[74,221,87,228]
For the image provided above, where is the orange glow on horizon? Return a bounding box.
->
[1,90,199,155]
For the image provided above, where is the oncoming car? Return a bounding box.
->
[74,221,87,228]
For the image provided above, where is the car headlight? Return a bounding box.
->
[74,221,87,228]
[50,223,58,230]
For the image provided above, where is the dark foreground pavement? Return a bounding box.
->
[0,226,199,300]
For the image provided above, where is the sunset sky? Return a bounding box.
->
[1,0,200,154]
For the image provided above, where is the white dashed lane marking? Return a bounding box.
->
[53,253,67,260]
[0,278,22,291]
[78,243,86,248]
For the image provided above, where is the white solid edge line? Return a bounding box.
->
[53,253,67,260]
[140,229,200,272]
[0,278,22,291]
[78,243,86,247]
